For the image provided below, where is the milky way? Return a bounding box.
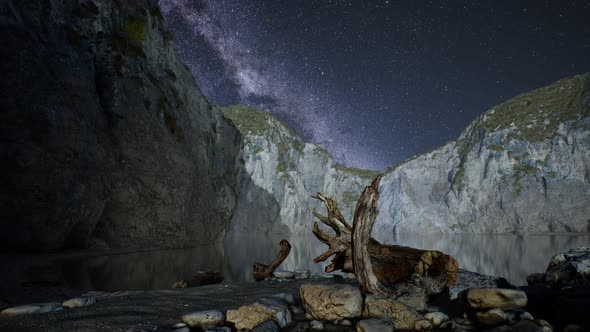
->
[159,0,590,170]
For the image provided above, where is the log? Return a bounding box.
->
[172,271,224,288]
[312,176,458,297]
[253,239,292,281]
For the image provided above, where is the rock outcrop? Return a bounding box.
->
[374,74,590,239]
[222,105,379,235]
[0,0,242,250]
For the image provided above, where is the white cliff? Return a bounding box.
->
[222,105,379,235]
[222,74,590,240]
[374,73,590,241]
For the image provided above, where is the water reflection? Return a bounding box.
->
[10,233,589,292]
[384,233,590,285]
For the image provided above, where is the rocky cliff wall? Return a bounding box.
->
[222,106,379,236]
[374,74,590,241]
[0,0,242,251]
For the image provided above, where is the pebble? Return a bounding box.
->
[563,324,584,332]
[206,327,232,332]
[424,311,449,327]
[339,319,352,326]
[356,318,394,332]
[172,322,187,328]
[272,293,295,305]
[414,319,432,331]
[315,272,335,279]
[273,270,295,279]
[0,305,41,317]
[250,320,280,332]
[294,269,311,279]
[309,320,325,330]
[506,309,534,324]
[38,302,63,313]
[290,305,304,314]
[181,310,225,328]
[475,308,507,326]
[439,321,454,330]
[172,328,190,332]
[62,296,96,308]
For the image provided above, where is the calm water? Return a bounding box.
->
[3,233,589,292]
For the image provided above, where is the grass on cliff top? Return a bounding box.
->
[334,164,382,179]
[483,73,590,142]
[221,105,300,137]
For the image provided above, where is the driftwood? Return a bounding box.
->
[253,239,292,281]
[172,271,224,288]
[312,176,458,297]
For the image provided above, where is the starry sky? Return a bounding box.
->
[159,0,590,171]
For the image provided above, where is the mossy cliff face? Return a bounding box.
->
[374,74,590,240]
[0,0,242,250]
[222,106,379,235]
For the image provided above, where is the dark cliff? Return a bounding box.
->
[0,0,243,251]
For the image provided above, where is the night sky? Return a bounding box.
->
[159,1,590,171]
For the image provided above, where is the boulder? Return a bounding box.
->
[362,294,421,330]
[181,310,225,329]
[459,288,527,311]
[299,284,362,320]
[226,300,291,330]
[544,247,590,287]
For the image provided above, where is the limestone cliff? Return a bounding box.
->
[374,74,590,240]
[0,0,242,250]
[222,106,379,235]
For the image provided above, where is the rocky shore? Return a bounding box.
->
[1,248,588,332]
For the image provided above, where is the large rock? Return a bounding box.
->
[373,73,590,238]
[0,0,242,251]
[362,294,421,330]
[299,284,362,320]
[459,288,527,311]
[226,300,291,330]
[542,247,590,287]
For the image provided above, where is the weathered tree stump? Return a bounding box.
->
[253,239,292,281]
[312,176,458,298]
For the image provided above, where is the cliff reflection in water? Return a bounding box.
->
[384,233,590,285]
[19,233,589,292]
